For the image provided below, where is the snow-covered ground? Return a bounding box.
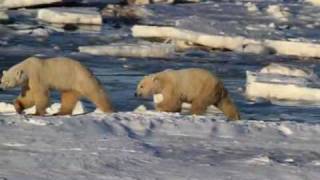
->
[0,106,319,179]
[1,0,320,179]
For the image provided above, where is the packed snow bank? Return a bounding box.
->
[246,63,320,102]
[0,101,85,116]
[0,110,319,179]
[37,8,103,25]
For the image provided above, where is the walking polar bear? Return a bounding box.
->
[135,68,240,120]
[0,56,114,115]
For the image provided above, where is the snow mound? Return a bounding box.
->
[0,110,319,179]
[0,101,85,116]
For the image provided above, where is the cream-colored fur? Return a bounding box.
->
[153,93,164,104]
[0,56,114,115]
[136,68,240,120]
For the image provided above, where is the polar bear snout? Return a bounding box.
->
[135,92,143,97]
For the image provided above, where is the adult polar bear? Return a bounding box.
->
[0,57,114,116]
[135,68,241,120]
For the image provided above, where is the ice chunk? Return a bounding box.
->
[278,125,293,136]
[134,105,147,113]
[79,43,175,58]
[245,2,259,12]
[236,43,273,55]
[127,0,174,5]
[306,0,320,6]
[0,10,9,23]
[260,63,317,79]
[246,67,320,102]
[37,8,102,25]
[0,0,62,9]
[266,5,290,21]
[247,155,271,165]
[2,143,26,147]
[132,25,320,58]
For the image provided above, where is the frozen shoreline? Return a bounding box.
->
[0,111,319,179]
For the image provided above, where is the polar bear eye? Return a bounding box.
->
[140,85,144,88]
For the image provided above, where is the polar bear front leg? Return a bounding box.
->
[14,95,34,114]
[155,94,181,113]
[14,85,35,114]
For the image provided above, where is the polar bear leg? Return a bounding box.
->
[34,89,49,116]
[55,90,80,115]
[14,86,34,114]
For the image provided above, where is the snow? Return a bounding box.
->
[0,101,85,116]
[0,108,319,179]
[1,0,320,179]
[1,101,318,179]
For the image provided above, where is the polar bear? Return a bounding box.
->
[135,68,240,120]
[0,56,114,116]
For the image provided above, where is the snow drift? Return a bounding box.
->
[0,101,319,179]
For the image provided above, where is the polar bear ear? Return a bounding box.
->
[152,75,158,82]
[152,75,162,87]
[2,70,7,75]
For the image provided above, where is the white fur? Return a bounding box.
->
[153,93,164,104]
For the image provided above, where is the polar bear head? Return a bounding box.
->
[0,68,27,90]
[135,74,161,98]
